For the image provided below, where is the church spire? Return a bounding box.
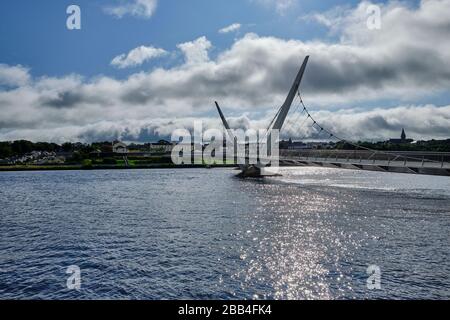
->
[401,128,406,141]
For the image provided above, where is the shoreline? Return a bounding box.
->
[0,164,237,172]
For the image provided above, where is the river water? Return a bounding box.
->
[0,167,449,299]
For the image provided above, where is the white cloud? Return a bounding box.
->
[105,0,158,18]
[111,46,167,69]
[177,36,212,65]
[252,0,296,14]
[0,64,30,87]
[219,23,242,34]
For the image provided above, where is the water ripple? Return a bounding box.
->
[0,168,449,299]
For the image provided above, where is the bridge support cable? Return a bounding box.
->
[280,94,307,138]
[292,92,448,166]
[282,94,324,143]
[261,93,305,145]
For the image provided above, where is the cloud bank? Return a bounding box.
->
[1,0,450,142]
[1,103,448,144]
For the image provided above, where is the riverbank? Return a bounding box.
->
[0,163,237,172]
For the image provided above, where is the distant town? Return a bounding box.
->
[0,129,449,171]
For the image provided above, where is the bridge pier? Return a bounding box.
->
[236,165,281,178]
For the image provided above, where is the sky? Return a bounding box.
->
[0,0,449,143]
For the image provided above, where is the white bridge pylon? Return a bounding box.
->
[214,56,310,177]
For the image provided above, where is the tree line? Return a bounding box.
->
[1,138,450,160]
[334,139,450,152]
[0,140,113,159]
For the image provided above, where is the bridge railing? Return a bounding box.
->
[280,149,450,168]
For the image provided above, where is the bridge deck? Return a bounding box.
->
[279,156,450,176]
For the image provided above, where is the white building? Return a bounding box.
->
[113,142,128,154]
